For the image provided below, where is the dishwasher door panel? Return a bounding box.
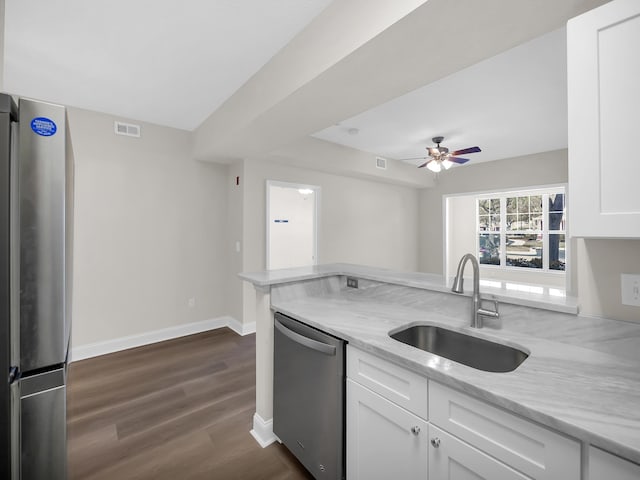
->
[273,313,345,480]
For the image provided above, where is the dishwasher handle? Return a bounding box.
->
[275,319,337,356]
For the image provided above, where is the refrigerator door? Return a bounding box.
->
[20,367,66,480]
[18,98,71,372]
[0,93,18,480]
[10,379,20,480]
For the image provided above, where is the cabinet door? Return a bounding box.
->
[589,446,640,480]
[347,379,428,480]
[429,425,529,480]
[429,381,580,480]
[567,0,640,237]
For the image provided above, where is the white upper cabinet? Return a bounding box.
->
[567,0,640,238]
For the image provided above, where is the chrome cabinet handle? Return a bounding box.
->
[410,426,421,435]
[431,437,441,448]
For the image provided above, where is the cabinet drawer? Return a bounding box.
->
[347,345,428,420]
[429,381,580,480]
[589,446,640,480]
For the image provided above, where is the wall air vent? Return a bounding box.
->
[376,156,387,170]
[114,121,141,138]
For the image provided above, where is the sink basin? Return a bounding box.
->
[390,325,528,373]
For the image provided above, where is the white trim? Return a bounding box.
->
[443,195,450,280]
[446,182,568,200]
[250,412,279,448]
[70,316,250,362]
[227,317,257,336]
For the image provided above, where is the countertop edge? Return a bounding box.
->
[239,263,579,315]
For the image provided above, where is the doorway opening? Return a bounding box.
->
[266,180,320,270]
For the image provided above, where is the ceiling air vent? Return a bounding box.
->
[114,121,141,138]
[376,156,387,170]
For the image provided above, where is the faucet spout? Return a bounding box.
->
[452,253,478,294]
[451,253,498,328]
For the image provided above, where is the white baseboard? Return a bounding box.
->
[228,317,256,336]
[71,315,251,362]
[250,412,279,448]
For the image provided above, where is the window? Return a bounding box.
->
[477,188,566,272]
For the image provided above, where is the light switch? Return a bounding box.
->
[621,274,640,306]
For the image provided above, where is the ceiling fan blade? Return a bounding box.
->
[449,157,470,164]
[417,159,432,168]
[451,146,481,156]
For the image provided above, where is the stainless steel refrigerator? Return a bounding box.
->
[1,94,74,479]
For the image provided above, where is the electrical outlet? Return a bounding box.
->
[347,277,358,288]
[621,274,640,306]
[188,297,196,308]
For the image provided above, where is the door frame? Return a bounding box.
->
[265,180,320,270]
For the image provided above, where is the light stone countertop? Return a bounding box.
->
[239,263,578,314]
[241,266,640,465]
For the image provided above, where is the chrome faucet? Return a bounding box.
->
[451,253,499,328]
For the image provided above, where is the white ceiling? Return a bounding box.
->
[3,0,332,131]
[312,28,568,165]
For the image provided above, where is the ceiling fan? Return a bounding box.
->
[404,136,481,173]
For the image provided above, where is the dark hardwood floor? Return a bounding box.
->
[67,328,313,479]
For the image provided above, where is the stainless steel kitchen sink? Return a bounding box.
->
[390,325,528,373]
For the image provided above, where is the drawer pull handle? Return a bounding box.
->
[411,426,421,435]
[431,437,441,448]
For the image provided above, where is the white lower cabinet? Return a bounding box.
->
[346,346,584,480]
[429,382,580,480]
[589,446,640,480]
[429,425,529,480]
[346,378,428,480]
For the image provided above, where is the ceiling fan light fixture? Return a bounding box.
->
[427,160,441,173]
[408,136,481,172]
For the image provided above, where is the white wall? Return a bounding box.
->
[446,194,477,277]
[244,158,419,274]
[237,156,419,329]
[419,149,568,275]
[226,160,244,325]
[68,108,230,348]
[576,239,640,323]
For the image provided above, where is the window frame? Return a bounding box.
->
[476,186,566,274]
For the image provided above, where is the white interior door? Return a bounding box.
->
[266,181,319,270]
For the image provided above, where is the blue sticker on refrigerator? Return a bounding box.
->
[30,117,57,136]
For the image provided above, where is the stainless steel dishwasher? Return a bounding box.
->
[273,312,345,480]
